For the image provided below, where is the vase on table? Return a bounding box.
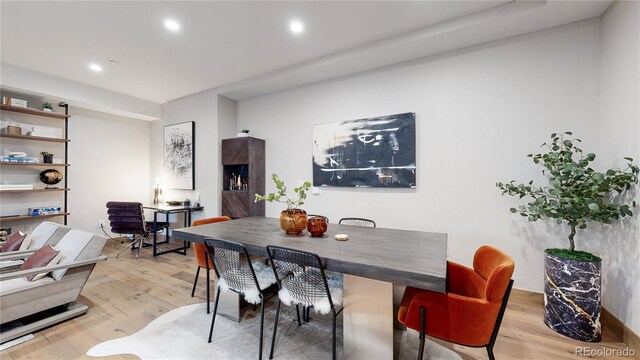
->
[280,209,307,235]
[307,216,327,237]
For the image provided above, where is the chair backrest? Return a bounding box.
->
[192,217,231,268]
[19,221,71,251]
[307,214,329,223]
[204,238,259,294]
[50,229,108,281]
[106,202,147,235]
[266,245,333,309]
[473,245,515,302]
[339,217,376,228]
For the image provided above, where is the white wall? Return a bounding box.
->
[599,1,640,335]
[69,108,151,233]
[237,20,603,294]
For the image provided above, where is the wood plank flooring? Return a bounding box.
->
[2,239,638,360]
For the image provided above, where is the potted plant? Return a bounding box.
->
[42,102,53,112]
[40,151,54,164]
[255,174,312,235]
[237,129,250,137]
[497,132,638,342]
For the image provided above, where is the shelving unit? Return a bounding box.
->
[0,101,70,226]
[221,137,265,218]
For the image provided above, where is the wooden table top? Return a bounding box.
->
[172,216,447,292]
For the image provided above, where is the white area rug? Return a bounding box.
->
[88,302,462,360]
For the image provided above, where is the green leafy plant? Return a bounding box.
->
[497,132,639,257]
[255,174,312,210]
[40,151,53,156]
[42,102,53,109]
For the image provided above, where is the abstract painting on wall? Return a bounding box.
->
[164,121,195,190]
[312,112,416,188]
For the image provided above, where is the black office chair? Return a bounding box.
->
[204,239,275,360]
[307,214,329,223]
[105,201,169,259]
[266,245,344,360]
[339,217,376,228]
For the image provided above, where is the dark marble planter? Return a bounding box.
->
[543,250,601,342]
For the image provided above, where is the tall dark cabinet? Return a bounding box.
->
[221,137,265,218]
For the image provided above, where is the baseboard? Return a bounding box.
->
[511,288,640,351]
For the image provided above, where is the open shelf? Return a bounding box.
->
[0,188,70,193]
[0,212,70,223]
[0,133,69,143]
[0,162,70,167]
[0,104,69,119]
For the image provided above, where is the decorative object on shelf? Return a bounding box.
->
[42,102,53,112]
[497,131,639,342]
[28,207,62,216]
[312,112,416,188]
[5,97,27,108]
[193,192,201,207]
[39,168,63,189]
[307,216,328,237]
[183,198,191,207]
[3,123,22,135]
[40,151,54,164]
[166,200,182,206]
[237,129,250,137]
[164,121,195,190]
[255,174,311,235]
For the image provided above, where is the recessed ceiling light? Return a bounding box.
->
[164,19,180,32]
[89,63,103,72]
[289,20,304,34]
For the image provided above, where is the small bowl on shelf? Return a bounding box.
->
[166,200,182,206]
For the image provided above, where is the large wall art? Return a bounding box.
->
[312,112,416,188]
[164,121,195,190]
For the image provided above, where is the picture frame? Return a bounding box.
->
[163,121,195,190]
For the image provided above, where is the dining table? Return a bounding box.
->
[171,216,447,359]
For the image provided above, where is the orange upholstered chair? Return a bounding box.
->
[398,245,514,360]
[190,216,231,313]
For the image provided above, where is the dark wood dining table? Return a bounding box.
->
[172,216,448,359]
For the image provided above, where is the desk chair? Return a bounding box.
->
[266,245,344,360]
[398,245,515,360]
[106,202,168,259]
[205,239,275,359]
[338,217,376,228]
[190,216,231,313]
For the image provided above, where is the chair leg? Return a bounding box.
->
[417,306,426,360]
[191,266,200,297]
[135,236,143,259]
[259,294,265,360]
[269,299,281,360]
[487,345,496,360]
[208,286,221,343]
[206,267,210,314]
[332,309,337,360]
[296,305,302,326]
[116,237,138,258]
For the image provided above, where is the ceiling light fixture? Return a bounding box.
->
[89,63,103,72]
[164,19,180,32]
[289,20,304,34]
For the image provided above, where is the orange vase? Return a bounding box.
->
[280,209,307,235]
[307,216,328,237]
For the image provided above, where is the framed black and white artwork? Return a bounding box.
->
[164,121,195,190]
[312,112,416,188]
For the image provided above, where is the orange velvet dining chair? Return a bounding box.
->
[190,216,232,313]
[398,245,515,360]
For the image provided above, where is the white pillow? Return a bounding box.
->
[50,229,93,281]
[19,221,60,251]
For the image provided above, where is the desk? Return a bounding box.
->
[172,216,447,359]
[143,204,204,257]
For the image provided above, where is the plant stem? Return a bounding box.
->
[568,225,576,252]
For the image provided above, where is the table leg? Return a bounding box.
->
[343,274,394,360]
[152,211,158,256]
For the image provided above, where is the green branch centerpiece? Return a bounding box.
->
[497,131,638,342]
[255,174,312,235]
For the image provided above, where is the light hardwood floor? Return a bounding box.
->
[2,239,638,360]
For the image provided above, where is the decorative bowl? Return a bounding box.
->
[166,200,182,206]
